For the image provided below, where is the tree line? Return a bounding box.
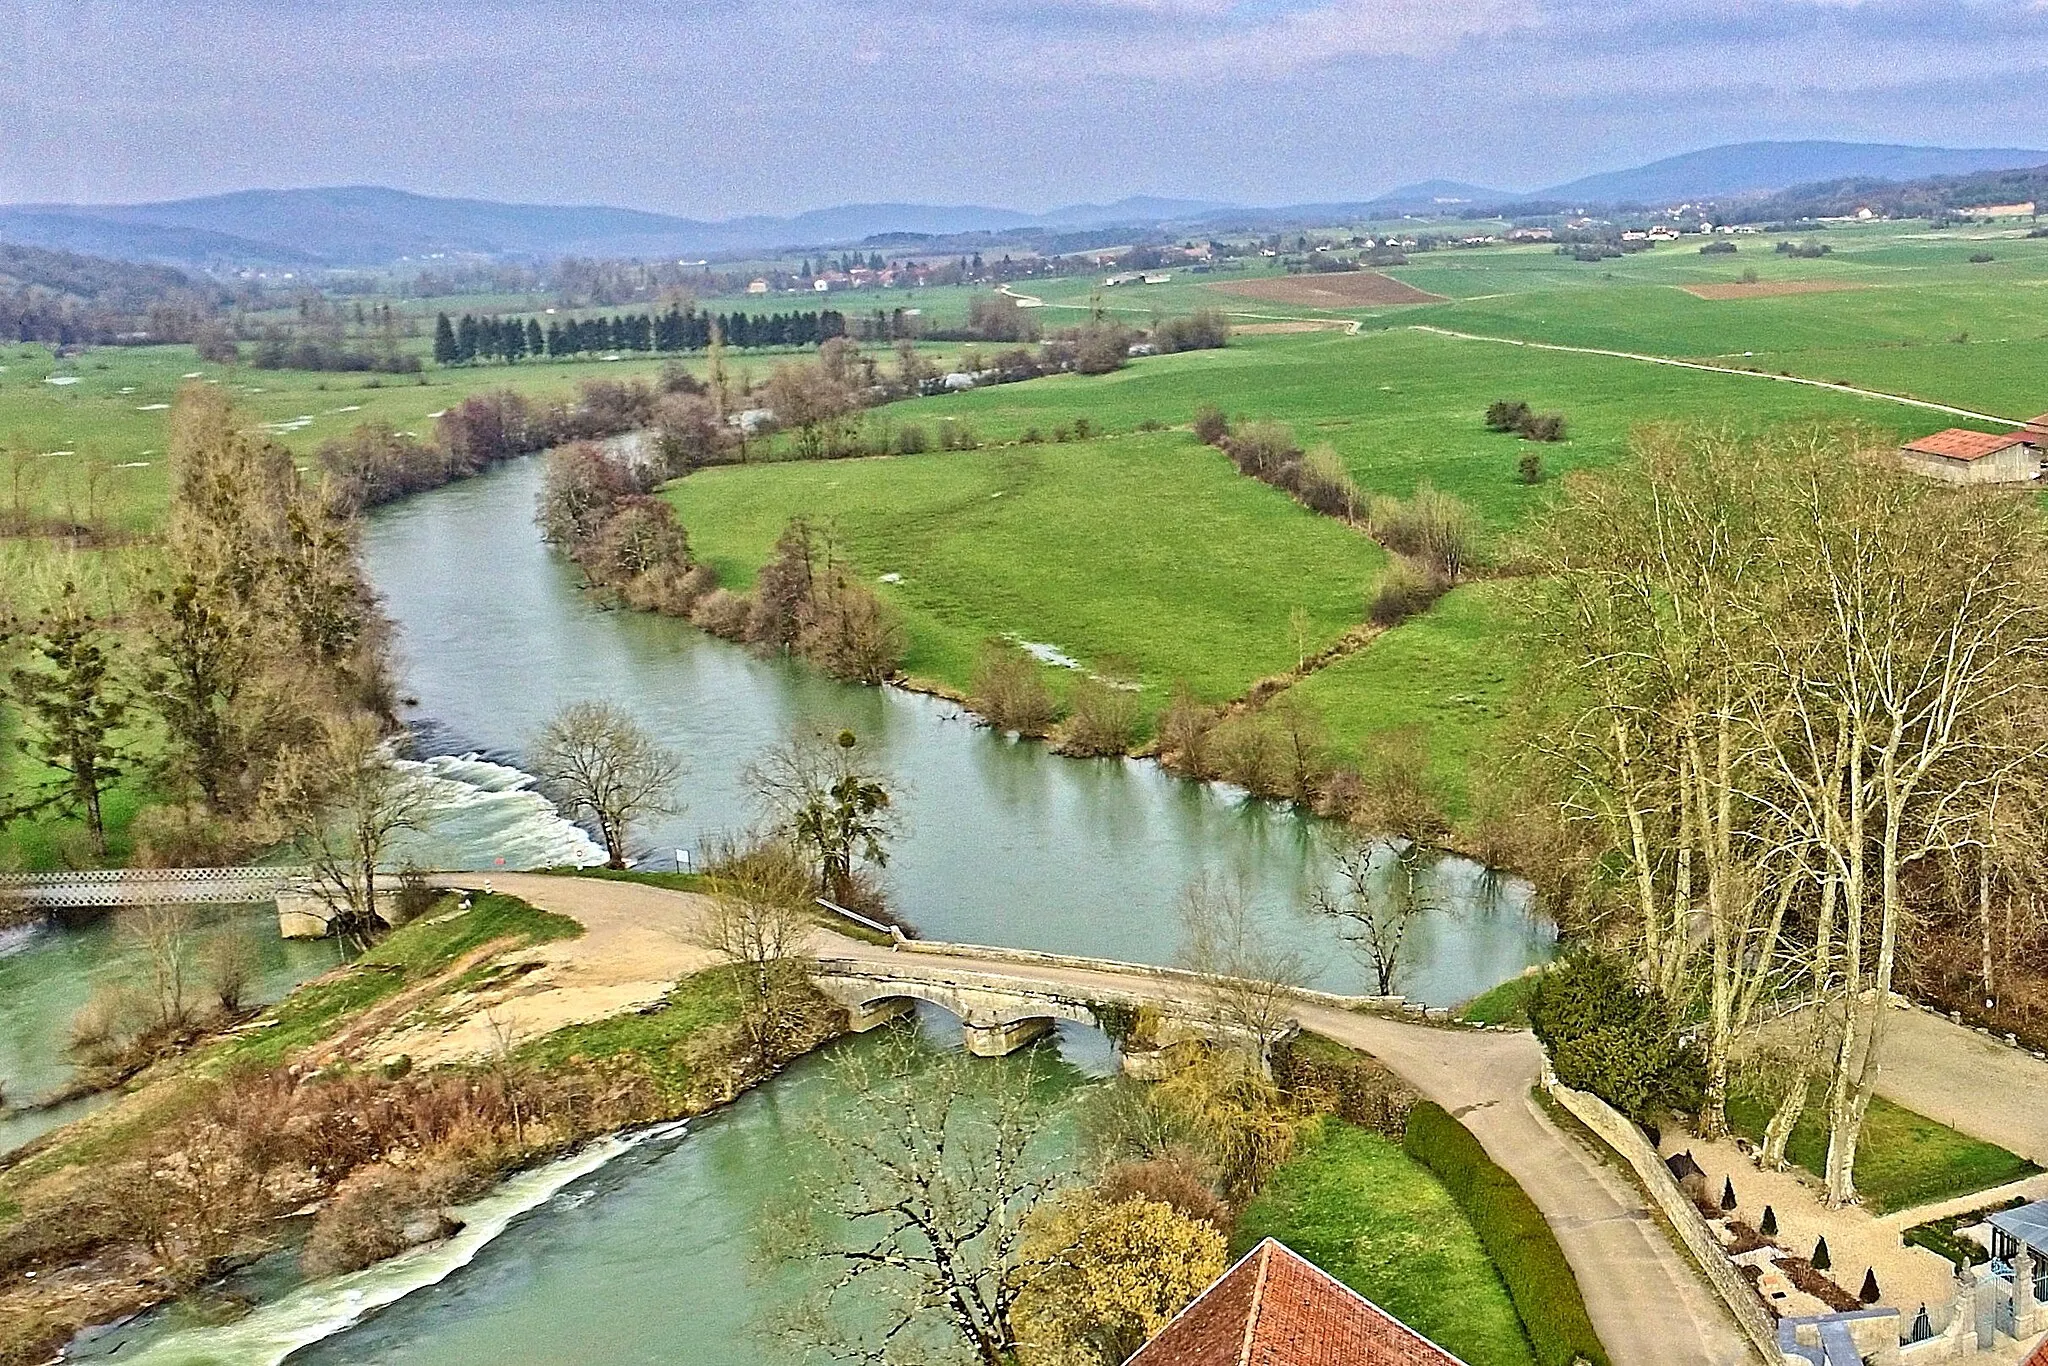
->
[432,306,850,365]
[2,386,397,872]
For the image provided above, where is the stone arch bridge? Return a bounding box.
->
[808,944,1410,1069]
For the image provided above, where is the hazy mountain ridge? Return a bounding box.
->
[4,142,2044,268]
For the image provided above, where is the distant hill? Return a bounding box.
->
[7,142,2048,269]
[0,188,1239,269]
[1534,141,2048,206]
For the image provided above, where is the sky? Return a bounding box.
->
[3,0,2048,217]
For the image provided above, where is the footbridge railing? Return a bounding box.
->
[0,866,316,910]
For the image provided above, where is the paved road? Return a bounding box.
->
[1869,1005,2048,1167]
[463,875,1755,1366]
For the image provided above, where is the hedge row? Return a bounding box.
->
[1404,1101,1610,1366]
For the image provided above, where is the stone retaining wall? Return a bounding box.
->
[1542,1067,1783,1365]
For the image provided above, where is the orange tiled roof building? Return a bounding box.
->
[1124,1238,1469,1366]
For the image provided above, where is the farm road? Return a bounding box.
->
[446,873,1755,1366]
[1409,325,2023,424]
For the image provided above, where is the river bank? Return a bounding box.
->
[0,886,845,1366]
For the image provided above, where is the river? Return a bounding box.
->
[48,452,1552,1362]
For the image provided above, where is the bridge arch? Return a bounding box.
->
[813,974,1100,1057]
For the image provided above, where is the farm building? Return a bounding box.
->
[1123,1238,1467,1366]
[1897,428,2041,485]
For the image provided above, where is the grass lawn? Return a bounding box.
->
[1456,972,1539,1027]
[1726,1089,2041,1215]
[1236,1118,1536,1366]
[517,966,747,1100]
[669,432,1389,712]
[1291,581,1531,813]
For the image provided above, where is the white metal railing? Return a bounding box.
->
[814,897,908,940]
[0,866,314,908]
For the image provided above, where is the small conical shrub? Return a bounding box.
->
[1812,1236,1832,1271]
[1860,1268,1881,1304]
[1760,1206,1778,1236]
[1721,1176,1738,1212]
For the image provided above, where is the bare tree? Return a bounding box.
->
[779,1041,1067,1366]
[1176,874,1306,1067]
[531,699,684,869]
[125,900,195,1029]
[1311,838,1438,997]
[695,839,819,1057]
[266,714,434,948]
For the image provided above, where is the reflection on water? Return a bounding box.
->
[364,456,1554,1005]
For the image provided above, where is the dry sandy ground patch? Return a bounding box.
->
[368,873,724,1067]
[1679,280,1868,301]
[1210,271,1443,308]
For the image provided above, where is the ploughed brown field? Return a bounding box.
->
[1229,319,1354,334]
[1210,271,1444,308]
[1679,280,1869,301]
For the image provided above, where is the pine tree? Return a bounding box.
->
[503,316,526,362]
[1811,1237,1831,1271]
[6,584,129,855]
[1859,1269,1880,1304]
[1760,1206,1778,1236]
[456,314,479,363]
[527,319,545,359]
[1720,1176,1737,1212]
[432,313,458,365]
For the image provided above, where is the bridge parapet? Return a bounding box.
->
[810,953,1303,1065]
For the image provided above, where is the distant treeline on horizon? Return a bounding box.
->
[430,305,883,364]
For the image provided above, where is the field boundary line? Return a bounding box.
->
[1409,325,2022,424]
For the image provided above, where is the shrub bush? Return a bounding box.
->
[1298,446,1361,520]
[1370,483,1478,580]
[1153,310,1231,353]
[1221,420,1300,480]
[1529,951,1704,1123]
[1518,450,1543,485]
[1192,405,1230,446]
[1404,1101,1610,1366]
[1060,677,1143,756]
[1368,558,1449,627]
[894,424,930,454]
[970,642,1060,734]
[1519,413,1566,442]
[1275,1035,1415,1137]
[1156,684,1217,775]
[1969,252,1996,264]
[1484,400,1532,433]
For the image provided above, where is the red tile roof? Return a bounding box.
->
[2022,413,2048,435]
[2025,1335,2048,1366]
[1901,429,2033,462]
[1124,1239,1471,1366]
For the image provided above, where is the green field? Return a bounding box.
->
[1726,1089,2041,1215]
[672,432,1389,709]
[1236,1119,1536,1366]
